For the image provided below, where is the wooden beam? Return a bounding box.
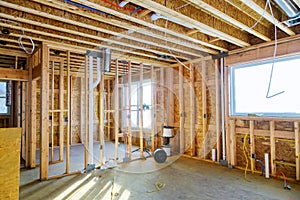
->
[127,0,250,47]
[66,51,71,173]
[229,119,236,166]
[249,120,255,173]
[32,64,41,80]
[40,43,49,180]
[190,64,195,156]
[59,61,64,161]
[0,68,28,81]
[84,56,89,168]
[139,63,144,158]
[270,121,276,175]
[114,60,119,160]
[151,65,156,152]
[28,80,37,168]
[239,0,294,36]
[215,59,221,162]
[1,1,207,57]
[127,61,132,159]
[99,60,105,165]
[179,65,185,153]
[50,61,55,162]
[295,121,300,181]
[202,61,207,159]
[185,0,270,41]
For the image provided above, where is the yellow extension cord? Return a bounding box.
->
[242,132,254,180]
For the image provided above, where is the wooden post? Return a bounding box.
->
[66,51,70,173]
[114,60,119,160]
[229,119,236,166]
[107,80,111,141]
[139,64,144,157]
[28,80,37,168]
[160,67,164,147]
[215,60,221,162]
[22,82,27,165]
[59,61,64,161]
[295,121,300,181]
[202,61,207,159]
[127,61,132,159]
[224,66,230,163]
[84,56,89,168]
[50,61,55,162]
[179,65,184,153]
[190,64,195,156]
[250,120,255,173]
[151,65,156,152]
[15,81,21,127]
[270,121,275,175]
[40,43,49,180]
[99,59,105,165]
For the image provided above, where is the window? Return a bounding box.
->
[0,81,10,115]
[123,80,152,129]
[230,55,300,117]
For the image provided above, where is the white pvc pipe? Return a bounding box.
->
[265,153,270,178]
[88,56,101,164]
[221,57,226,161]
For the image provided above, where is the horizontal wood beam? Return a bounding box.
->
[32,63,41,81]
[127,0,250,47]
[0,68,29,81]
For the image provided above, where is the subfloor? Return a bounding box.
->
[19,144,300,200]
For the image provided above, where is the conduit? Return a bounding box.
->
[220,56,226,161]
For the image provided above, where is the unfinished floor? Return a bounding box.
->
[20,156,300,200]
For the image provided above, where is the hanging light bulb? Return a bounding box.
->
[1,28,10,35]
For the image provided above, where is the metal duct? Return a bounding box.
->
[274,0,300,18]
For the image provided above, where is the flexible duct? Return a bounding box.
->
[274,0,300,18]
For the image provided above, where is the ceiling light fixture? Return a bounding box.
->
[1,28,10,35]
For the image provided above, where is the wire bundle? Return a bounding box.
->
[0,18,35,54]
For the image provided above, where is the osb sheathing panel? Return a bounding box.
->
[0,128,21,200]
[275,140,295,163]
[71,77,81,143]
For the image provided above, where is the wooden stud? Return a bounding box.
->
[22,82,27,165]
[224,66,230,163]
[50,61,54,162]
[249,120,255,173]
[40,43,50,180]
[151,65,156,152]
[99,59,105,165]
[202,61,207,159]
[107,80,111,141]
[229,119,236,166]
[84,56,89,168]
[295,121,300,181]
[59,61,64,161]
[270,121,276,175]
[28,80,37,168]
[127,61,132,159]
[167,68,174,126]
[114,60,119,160]
[215,59,221,162]
[66,51,70,173]
[139,63,144,157]
[179,65,185,153]
[190,64,195,156]
[160,67,164,128]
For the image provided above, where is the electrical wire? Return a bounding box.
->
[242,132,250,180]
[265,0,285,98]
[0,18,35,54]
[164,20,190,70]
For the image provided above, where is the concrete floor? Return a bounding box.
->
[19,144,300,200]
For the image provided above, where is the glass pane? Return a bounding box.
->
[231,56,300,116]
[0,82,6,97]
[143,110,151,129]
[0,98,8,114]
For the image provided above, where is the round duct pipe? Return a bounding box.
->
[274,0,300,18]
